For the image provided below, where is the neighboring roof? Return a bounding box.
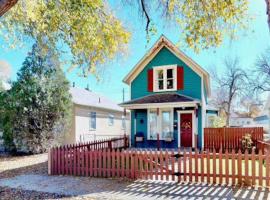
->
[120,93,199,105]
[123,35,211,97]
[206,104,219,111]
[230,112,252,119]
[254,115,269,122]
[70,87,124,112]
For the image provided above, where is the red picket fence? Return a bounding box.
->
[48,148,270,187]
[62,135,129,151]
[204,127,264,151]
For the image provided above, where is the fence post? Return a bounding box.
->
[157,133,160,151]
[124,134,128,149]
[48,148,51,175]
[108,141,112,151]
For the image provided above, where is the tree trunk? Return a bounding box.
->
[0,0,18,17]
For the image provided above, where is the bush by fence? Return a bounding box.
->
[48,147,270,187]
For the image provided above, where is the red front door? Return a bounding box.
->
[180,113,193,147]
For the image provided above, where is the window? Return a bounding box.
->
[161,110,173,139]
[148,109,158,139]
[121,116,126,130]
[154,65,177,92]
[148,108,173,140]
[108,114,114,126]
[90,112,96,130]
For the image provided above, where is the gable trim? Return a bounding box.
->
[123,35,211,97]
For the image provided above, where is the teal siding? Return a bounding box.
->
[197,106,203,148]
[204,84,208,104]
[131,47,202,100]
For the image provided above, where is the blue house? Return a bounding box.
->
[120,35,217,149]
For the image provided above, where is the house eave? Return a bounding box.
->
[120,101,200,110]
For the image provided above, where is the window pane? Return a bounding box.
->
[167,79,174,89]
[90,112,96,130]
[149,110,158,139]
[158,70,163,79]
[158,80,164,90]
[122,116,126,129]
[108,114,114,126]
[162,111,172,139]
[167,69,173,79]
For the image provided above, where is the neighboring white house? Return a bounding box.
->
[229,112,254,127]
[64,87,130,144]
[253,94,270,140]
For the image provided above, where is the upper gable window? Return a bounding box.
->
[154,65,177,92]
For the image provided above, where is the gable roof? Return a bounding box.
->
[70,87,124,112]
[123,35,211,97]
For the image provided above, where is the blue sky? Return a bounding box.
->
[0,0,269,103]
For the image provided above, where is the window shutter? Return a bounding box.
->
[148,69,154,92]
[177,66,184,90]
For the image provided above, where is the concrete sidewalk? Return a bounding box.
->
[1,174,269,199]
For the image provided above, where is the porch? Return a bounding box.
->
[120,93,203,149]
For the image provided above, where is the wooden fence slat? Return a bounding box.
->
[121,150,125,177]
[171,150,175,182]
[178,149,181,183]
[219,148,223,184]
[237,149,242,185]
[160,150,164,181]
[155,150,158,180]
[231,149,236,185]
[266,151,270,187]
[183,149,187,182]
[225,149,229,184]
[258,150,263,186]
[201,150,204,183]
[213,149,216,184]
[195,149,198,182]
[149,150,153,180]
[189,149,192,182]
[251,149,255,186]
[165,150,169,181]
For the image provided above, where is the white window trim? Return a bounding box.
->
[153,65,177,92]
[147,108,174,140]
[108,114,114,126]
[89,112,96,131]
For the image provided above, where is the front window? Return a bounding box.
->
[148,108,173,140]
[154,65,177,92]
[161,110,173,139]
[149,110,158,139]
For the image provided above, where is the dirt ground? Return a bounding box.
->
[0,153,269,200]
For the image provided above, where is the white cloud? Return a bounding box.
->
[0,60,12,81]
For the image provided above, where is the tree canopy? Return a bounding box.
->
[0,0,130,77]
[134,0,249,52]
[0,0,250,75]
[0,44,72,153]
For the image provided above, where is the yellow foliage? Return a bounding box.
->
[162,0,249,52]
[0,0,130,77]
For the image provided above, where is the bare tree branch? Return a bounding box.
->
[140,0,150,33]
